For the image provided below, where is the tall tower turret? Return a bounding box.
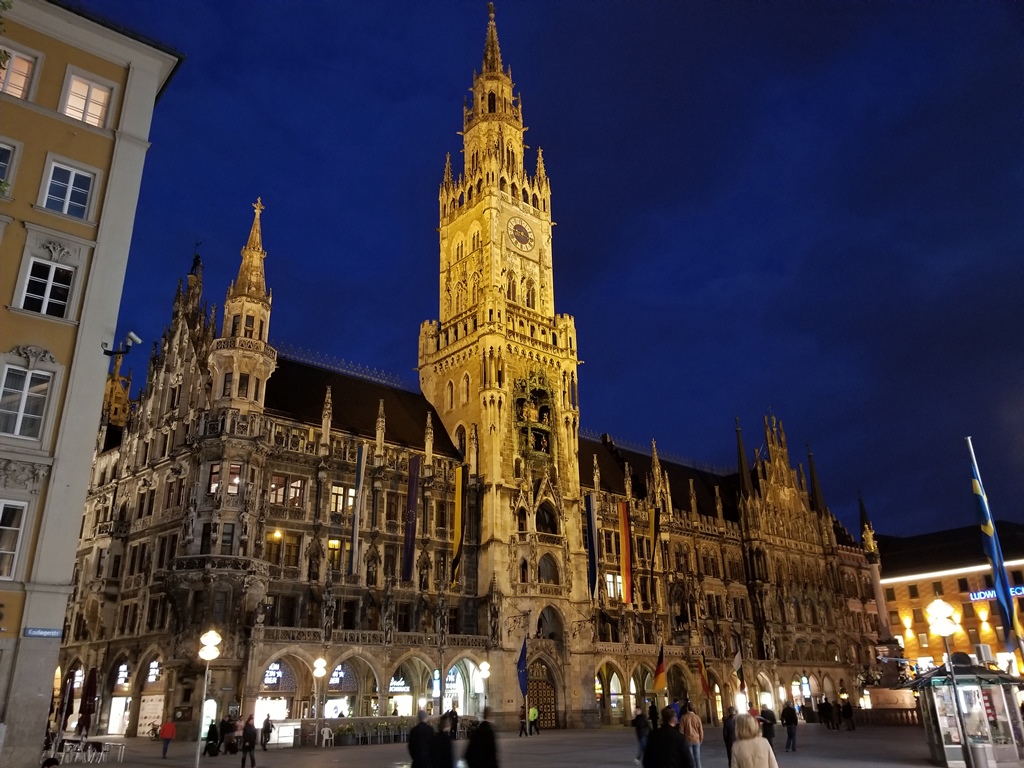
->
[417,4,584,665]
[210,199,277,415]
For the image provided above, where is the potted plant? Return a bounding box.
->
[338,723,356,746]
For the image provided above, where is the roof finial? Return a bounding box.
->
[483,2,503,73]
[247,197,265,252]
[229,198,268,301]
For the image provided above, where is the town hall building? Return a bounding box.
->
[58,5,882,738]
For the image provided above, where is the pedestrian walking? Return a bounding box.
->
[239,715,257,768]
[841,700,855,731]
[648,701,660,731]
[260,715,273,750]
[518,705,528,737]
[218,715,234,753]
[464,706,498,768]
[759,704,777,749]
[642,707,694,768]
[780,701,798,752]
[430,714,454,768]
[449,705,460,740]
[832,700,842,731]
[817,697,833,730]
[159,719,176,759]
[670,698,682,721]
[723,706,737,766]
[409,710,435,768]
[205,720,220,757]
[528,704,540,735]
[730,714,779,768]
[631,706,651,765]
[678,702,703,768]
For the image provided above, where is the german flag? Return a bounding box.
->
[653,644,667,691]
[698,653,711,697]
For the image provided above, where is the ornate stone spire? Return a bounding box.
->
[319,386,332,454]
[443,153,453,187]
[592,453,600,493]
[482,2,503,73]
[736,418,753,498]
[807,445,826,514]
[375,399,386,460]
[228,198,269,301]
[425,412,434,467]
[535,147,547,181]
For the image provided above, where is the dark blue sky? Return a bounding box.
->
[85,1,1024,537]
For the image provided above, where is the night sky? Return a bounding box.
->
[80,1,1024,537]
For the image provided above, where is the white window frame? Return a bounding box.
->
[0,41,39,101]
[9,223,93,324]
[0,499,27,580]
[0,363,53,440]
[59,67,117,129]
[36,153,102,224]
[0,137,24,197]
[18,257,75,319]
[0,345,62,451]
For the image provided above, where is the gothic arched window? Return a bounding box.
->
[488,91,496,113]
[445,381,454,411]
[506,273,517,303]
[461,374,470,404]
[525,280,536,309]
[536,503,558,535]
[455,425,466,455]
[538,554,560,585]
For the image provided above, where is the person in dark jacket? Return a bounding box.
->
[205,720,220,757]
[648,701,660,732]
[409,710,435,768]
[464,706,498,768]
[841,700,855,731]
[449,706,459,741]
[817,697,833,730]
[518,705,528,737]
[430,714,454,768]
[239,716,257,768]
[722,706,737,766]
[642,707,694,768]
[218,716,232,754]
[631,706,651,764]
[759,705,777,748]
[781,701,798,751]
[260,715,273,750]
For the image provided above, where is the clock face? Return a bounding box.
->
[507,216,535,252]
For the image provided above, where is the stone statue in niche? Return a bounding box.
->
[382,576,395,644]
[366,556,378,588]
[488,587,501,646]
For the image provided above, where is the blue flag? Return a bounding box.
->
[967,438,1024,656]
[516,635,528,698]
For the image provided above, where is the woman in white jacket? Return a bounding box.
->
[729,714,778,768]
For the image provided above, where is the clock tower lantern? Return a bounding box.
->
[418,3,586,673]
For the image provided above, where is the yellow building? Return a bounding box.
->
[878,523,1024,674]
[0,0,180,761]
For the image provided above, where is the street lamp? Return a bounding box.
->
[479,662,490,714]
[313,658,327,746]
[926,599,973,768]
[194,630,222,768]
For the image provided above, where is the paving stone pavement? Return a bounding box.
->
[65,723,1008,768]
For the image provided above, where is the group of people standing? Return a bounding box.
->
[408,707,499,768]
[635,698,792,768]
[200,714,271,766]
[517,704,541,736]
[816,696,856,731]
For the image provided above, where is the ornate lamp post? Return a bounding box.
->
[926,599,973,768]
[195,630,222,768]
[313,658,327,746]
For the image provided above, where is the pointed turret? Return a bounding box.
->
[736,418,753,498]
[482,2,503,73]
[375,399,386,462]
[807,446,826,514]
[535,147,547,183]
[227,198,269,302]
[425,413,434,469]
[443,153,453,187]
[319,386,332,455]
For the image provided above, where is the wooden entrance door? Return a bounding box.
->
[527,661,557,729]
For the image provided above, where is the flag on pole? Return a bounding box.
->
[698,653,711,697]
[517,635,529,698]
[450,465,467,586]
[401,455,421,582]
[585,494,600,600]
[967,438,1024,656]
[347,443,368,576]
[619,501,634,605]
[653,644,667,691]
[732,649,745,693]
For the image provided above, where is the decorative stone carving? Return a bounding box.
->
[12,345,57,366]
[0,459,49,493]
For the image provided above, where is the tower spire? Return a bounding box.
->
[482,2,503,73]
[807,445,826,513]
[736,418,753,498]
[229,198,268,301]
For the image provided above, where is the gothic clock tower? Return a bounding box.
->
[418,5,587,691]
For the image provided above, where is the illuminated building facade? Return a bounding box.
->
[878,523,1024,674]
[0,1,179,762]
[58,5,880,737]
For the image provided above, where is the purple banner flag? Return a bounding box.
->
[402,455,421,582]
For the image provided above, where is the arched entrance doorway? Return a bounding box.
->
[256,658,298,721]
[388,657,432,717]
[630,666,653,715]
[104,658,132,735]
[324,661,360,718]
[527,659,558,729]
[666,664,689,706]
[137,656,165,734]
[595,663,625,724]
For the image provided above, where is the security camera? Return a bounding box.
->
[126,331,143,347]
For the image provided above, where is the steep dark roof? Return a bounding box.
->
[877,521,1024,579]
[579,436,740,521]
[264,357,459,457]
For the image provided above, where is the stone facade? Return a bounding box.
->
[59,5,880,738]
